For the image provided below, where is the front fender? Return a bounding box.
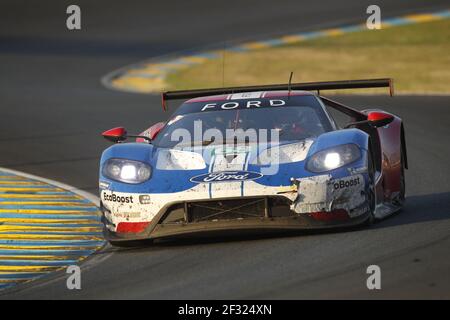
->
[99,143,157,193]
[100,142,155,165]
[100,142,154,166]
[308,128,370,156]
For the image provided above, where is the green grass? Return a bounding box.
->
[167,19,450,94]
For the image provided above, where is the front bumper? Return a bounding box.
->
[103,208,371,241]
[101,173,369,242]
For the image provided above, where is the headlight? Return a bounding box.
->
[102,158,151,184]
[306,144,361,172]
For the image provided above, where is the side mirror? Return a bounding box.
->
[345,111,394,129]
[367,111,394,128]
[102,127,152,143]
[102,127,127,143]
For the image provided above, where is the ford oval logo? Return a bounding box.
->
[190,171,263,183]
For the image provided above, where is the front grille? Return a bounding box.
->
[189,198,266,222]
[160,197,294,224]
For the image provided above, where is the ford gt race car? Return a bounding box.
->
[99,78,407,245]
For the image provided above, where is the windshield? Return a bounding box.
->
[153,103,332,149]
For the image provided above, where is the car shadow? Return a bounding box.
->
[100,192,450,253]
[371,192,450,229]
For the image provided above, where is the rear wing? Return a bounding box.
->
[161,78,394,110]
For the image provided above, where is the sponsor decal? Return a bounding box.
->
[139,195,151,205]
[201,99,286,111]
[333,177,361,190]
[103,192,134,204]
[112,212,141,219]
[190,171,263,183]
[99,180,110,190]
[229,92,263,100]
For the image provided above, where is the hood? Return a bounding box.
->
[100,139,316,194]
[154,139,315,173]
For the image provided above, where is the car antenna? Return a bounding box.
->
[222,41,235,95]
[222,41,226,88]
[288,71,293,99]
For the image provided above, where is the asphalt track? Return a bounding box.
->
[0,0,449,299]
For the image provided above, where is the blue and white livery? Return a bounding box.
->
[99,80,406,245]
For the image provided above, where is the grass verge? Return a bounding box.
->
[166,20,450,94]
